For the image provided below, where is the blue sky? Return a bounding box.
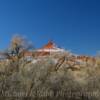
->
[0,0,100,55]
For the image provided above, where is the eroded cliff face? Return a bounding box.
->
[0,54,100,100]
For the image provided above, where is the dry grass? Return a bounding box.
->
[0,56,100,100]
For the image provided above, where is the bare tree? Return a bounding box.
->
[9,35,33,56]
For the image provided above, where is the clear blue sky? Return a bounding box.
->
[0,0,100,55]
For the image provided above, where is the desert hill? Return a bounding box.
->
[0,41,100,100]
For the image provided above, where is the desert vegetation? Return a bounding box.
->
[0,35,100,100]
